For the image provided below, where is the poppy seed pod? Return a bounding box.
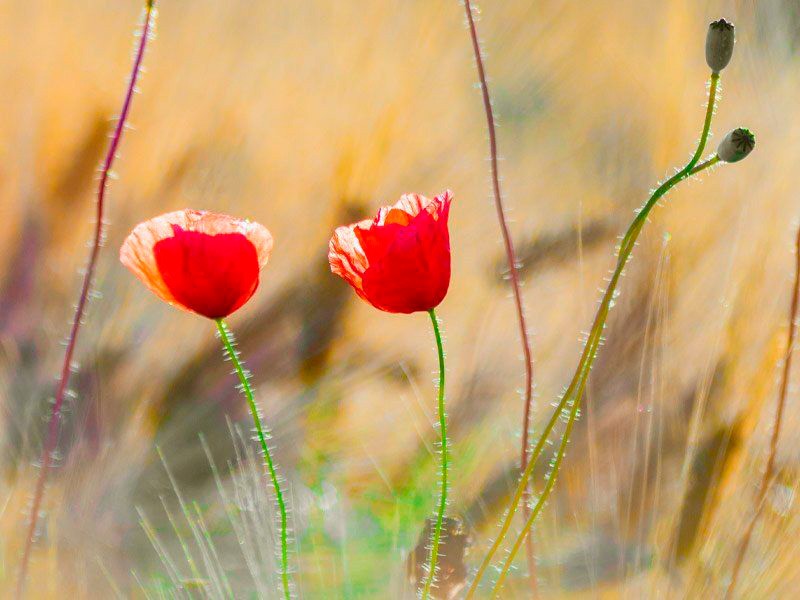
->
[706,19,735,72]
[717,128,755,163]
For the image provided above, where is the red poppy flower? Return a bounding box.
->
[120,209,273,319]
[329,190,452,314]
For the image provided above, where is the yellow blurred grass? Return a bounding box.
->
[1,0,799,596]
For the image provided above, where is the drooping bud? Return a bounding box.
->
[717,128,755,163]
[706,19,735,72]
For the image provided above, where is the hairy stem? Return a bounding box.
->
[725,225,800,599]
[689,154,721,175]
[467,72,720,597]
[421,308,449,599]
[216,319,291,599]
[461,0,539,590]
[489,72,721,596]
[15,4,156,597]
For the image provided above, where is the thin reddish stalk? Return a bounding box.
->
[725,225,800,599]
[462,0,538,592]
[15,4,156,597]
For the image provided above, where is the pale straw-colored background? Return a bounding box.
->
[1,0,798,597]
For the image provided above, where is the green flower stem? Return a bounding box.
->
[689,154,720,175]
[466,72,721,598]
[421,308,448,600]
[215,319,291,599]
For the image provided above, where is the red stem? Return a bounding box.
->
[15,4,155,597]
[462,1,538,592]
[725,224,800,599]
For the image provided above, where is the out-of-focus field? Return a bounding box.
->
[1,0,799,597]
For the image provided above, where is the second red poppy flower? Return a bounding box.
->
[328,190,453,314]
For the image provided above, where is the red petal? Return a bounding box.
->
[361,205,451,313]
[154,226,260,319]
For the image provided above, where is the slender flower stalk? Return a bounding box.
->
[421,308,448,599]
[689,154,720,175]
[16,3,156,596]
[467,71,724,598]
[215,319,291,599]
[724,226,800,599]
[461,0,539,589]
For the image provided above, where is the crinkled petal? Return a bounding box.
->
[328,190,453,313]
[328,219,370,297]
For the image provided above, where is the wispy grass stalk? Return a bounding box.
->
[96,557,125,600]
[137,507,183,587]
[131,570,154,600]
[200,433,267,594]
[460,0,539,591]
[158,495,203,585]
[467,70,724,597]
[724,225,800,599]
[192,501,235,598]
[155,446,233,598]
[224,421,275,594]
[144,448,235,598]
[15,3,156,596]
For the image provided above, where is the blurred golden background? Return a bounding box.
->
[1,0,799,597]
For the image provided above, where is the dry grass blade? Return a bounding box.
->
[15,3,156,596]
[725,225,800,598]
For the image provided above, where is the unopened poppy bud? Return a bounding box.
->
[706,19,735,72]
[717,128,755,163]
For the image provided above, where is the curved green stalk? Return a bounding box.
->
[216,319,291,599]
[689,154,720,175]
[467,72,721,598]
[421,308,448,599]
[489,72,721,596]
